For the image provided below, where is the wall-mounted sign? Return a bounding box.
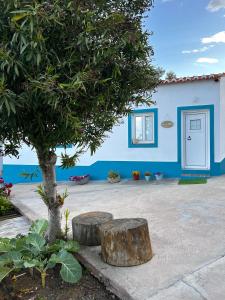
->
[161,121,174,128]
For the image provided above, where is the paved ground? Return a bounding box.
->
[10,177,225,300]
[0,216,30,238]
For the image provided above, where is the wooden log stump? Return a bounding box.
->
[100,218,153,266]
[72,211,113,246]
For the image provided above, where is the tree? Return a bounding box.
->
[0,0,161,242]
[165,71,177,80]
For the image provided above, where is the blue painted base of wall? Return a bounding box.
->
[3,159,225,184]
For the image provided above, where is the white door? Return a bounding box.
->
[182,110,210,170]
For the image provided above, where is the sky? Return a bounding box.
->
[144,0,225,77]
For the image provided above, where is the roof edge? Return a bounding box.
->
[160,72,225,85]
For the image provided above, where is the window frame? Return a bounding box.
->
[128,109,158,148]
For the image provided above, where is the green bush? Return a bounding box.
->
[0,195,13,215]
[0,219,82,287]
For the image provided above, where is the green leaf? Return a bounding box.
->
[24,261,35,268]
[47,240,79,254]
[37,53,41,66]
[0,238,13,253]
[10,236,27,252]
[9,251,23,268]
[14,64,19,77]
[26,233,46,252]
[50,250,82,283]
[46,259,56,270]
[63,240,80,252]
[24,258,39,268]
[30,219,48,236]
[11,13,28,22]
[0,253,12,266]
[0,267,14,282]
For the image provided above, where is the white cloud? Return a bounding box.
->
[182,45,214,54]
[207,0,225,12]
[202,31,225,43]
[196,57,219,64]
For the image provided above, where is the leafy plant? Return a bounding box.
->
[20,169,39,181]
[0,195,14,215]
[36,185,68,207]
[64,209,70,241]
[108,170,120,179]
[0,219,81,288]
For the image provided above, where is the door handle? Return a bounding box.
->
[187,136,191,141]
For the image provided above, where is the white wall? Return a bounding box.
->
[4,79,221,166]
[219,77,225,161]
[77,79,221,165]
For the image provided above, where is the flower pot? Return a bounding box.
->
[69,175,90,185]
[155,174,163,181]
[107,176,121,183]
[145,176,151,182]
[133,174,140,181]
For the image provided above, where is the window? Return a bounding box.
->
[56,144,73,149]
[190,119,201,130]
[128,109,158,148]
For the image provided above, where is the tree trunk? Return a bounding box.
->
[72,211,113,246]
[100,218,153,266]
[37,150,62,243]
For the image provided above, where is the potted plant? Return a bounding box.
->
[144,171,152,182]
[154,172,164,181]
[132,171,140,180]
[69,174,90,185]
[107,170,121,183]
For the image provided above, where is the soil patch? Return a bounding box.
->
[0,268,118,300]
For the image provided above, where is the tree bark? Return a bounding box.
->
[37,149,62,243]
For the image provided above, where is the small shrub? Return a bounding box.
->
[108,170,120,179]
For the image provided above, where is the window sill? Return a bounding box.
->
[128,142,158,148]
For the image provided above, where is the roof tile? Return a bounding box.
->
[160,73,225,85]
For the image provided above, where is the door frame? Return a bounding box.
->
[177,105,214,172]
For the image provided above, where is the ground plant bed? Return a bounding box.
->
[0,208,21,222]
[0,268,118,300]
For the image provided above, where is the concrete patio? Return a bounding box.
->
[10,177,225,300]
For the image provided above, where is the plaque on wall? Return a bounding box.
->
[161,121,174,128]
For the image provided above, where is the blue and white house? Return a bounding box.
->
[2,72,225,183]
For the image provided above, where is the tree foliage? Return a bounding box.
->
[0,0,161,241]
[165,71,177,81]
[0,0,161,166]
